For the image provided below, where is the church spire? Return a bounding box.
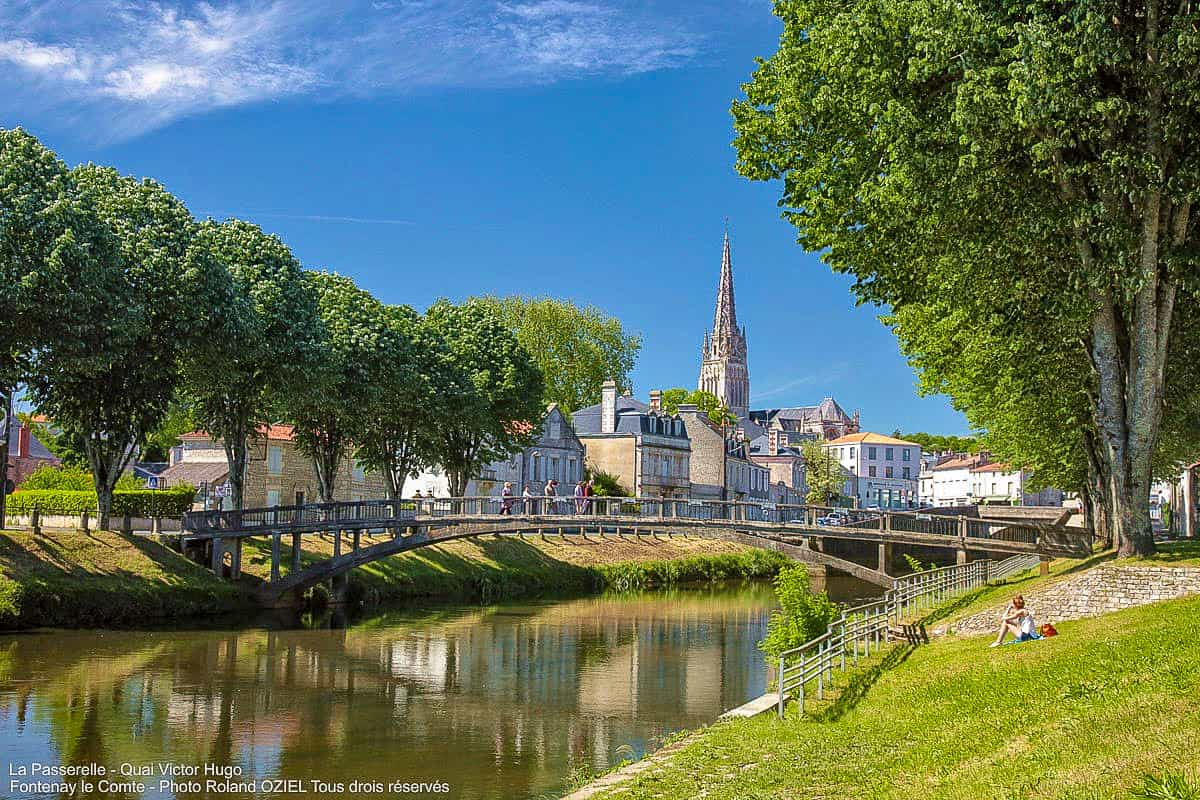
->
[712,231,738,341]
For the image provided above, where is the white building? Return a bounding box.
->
[970,462,1064,507]
[929,453,989,507]
[917,452,940,507]
[824,432,921,509]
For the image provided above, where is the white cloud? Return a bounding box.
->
[0,0,734,140]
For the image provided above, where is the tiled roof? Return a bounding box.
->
[933,455,987,472]
[181,424,297,442]
[157,461,230,488]
[970,462,1014,473]
[824,432,920,447]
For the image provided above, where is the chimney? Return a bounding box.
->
[601,380,618,434]
[648,390,662,411]
[768,428,780,456]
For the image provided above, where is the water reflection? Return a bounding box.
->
[0,584,793,800]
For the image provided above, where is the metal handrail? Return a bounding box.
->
[776,559,994,718]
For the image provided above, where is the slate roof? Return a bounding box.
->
[573,395,687,439]
[749,397,854,428]
[24,425,57,461]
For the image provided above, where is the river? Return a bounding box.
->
[0,578,876,800]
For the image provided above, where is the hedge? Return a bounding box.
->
[6,486,197,517]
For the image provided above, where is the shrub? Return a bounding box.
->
[759,563,840,661]
[7,485,196,518]
[20,465,94,491]
[1132,773,1200,800]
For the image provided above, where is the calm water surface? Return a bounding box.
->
[0,579,875,800]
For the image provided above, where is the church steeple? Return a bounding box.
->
[712,231,739,341]
[698,227,750,419]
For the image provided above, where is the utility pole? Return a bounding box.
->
[0,388,12,525]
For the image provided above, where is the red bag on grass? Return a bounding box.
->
[1040,623,1058,637]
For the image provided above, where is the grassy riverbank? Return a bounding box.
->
[0,528,787,629]
[0,528,248,630]
[239,533,787,605]
[574,590,1200,800]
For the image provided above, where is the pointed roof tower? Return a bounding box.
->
[712,231,739,341]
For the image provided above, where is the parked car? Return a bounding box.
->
[817,511,850,526]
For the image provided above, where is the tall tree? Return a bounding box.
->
[733,0,1200,555]
[286,271,396,503]
[478,296,641,412]
[355,306,466,500]
[426,298,545,497]
[26,165,230,528]
[185,220,324,510]
[801,440,842,506]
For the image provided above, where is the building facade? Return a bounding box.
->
[747,398,860,444]
[824,432,921,509]
[675,403,769,501]
[4,421,60,488]
[160,425,387,510]
[573,381,691,498]
[697,232,751,420]
[748,428,807,505]
[970,463,1064,507]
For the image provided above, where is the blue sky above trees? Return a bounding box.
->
[0,0,969,434]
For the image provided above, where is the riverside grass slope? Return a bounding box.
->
[577,590,1200,800]
[0,528,786,628]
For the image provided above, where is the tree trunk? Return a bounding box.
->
[223,420,249,511]
[447,470,468,498]
[313,451,338,504]
[85,432,134,531]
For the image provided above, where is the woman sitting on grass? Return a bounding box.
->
[990,594,1038,647]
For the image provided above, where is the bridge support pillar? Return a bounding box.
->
[809,537,823,552]
[271,533,282,582]
[956,548,969,565]
[334,529,342,558]
[1040,557,1051,576]
[353,531,361,551]
[877,542,892,575]
[292,533,302,573]
[231,538,242,580]
[211,536,224,577]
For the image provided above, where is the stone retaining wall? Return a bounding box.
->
[944,565,1200,636]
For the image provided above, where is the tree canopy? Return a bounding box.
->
[659,388,737,426]
[733,0,1200,554]
[478,296,641,412]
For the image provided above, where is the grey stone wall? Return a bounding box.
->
[944,565,1200,636]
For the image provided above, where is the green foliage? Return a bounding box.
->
[585,467,629,498]
[21,465,93,491]
[7,486,196,517]
[801,440,843,505]
[1133,773,1200,800]
[895,431,979,455]
[477,295,641,412]
[596,550,788,592]
[426,298,545,496]
[659,387,737,425]
[19,414,88,468]
[759,563,839,660]
[140,397,196,463]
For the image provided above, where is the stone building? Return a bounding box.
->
[404,404,585,498]
[675,404,769,501]
[970,462,1063,507]
[573,381,691,498]
[748,428,807,505]
[697,232,751,420]
[159,424,387,510]
[747,397,860,444]
[3,420,60,488]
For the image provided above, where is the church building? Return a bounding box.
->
[698,231,751,419]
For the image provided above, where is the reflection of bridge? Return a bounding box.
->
[181,497,1094,605]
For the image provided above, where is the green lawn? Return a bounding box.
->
[0,528,249,629]
[582,592,1200,800]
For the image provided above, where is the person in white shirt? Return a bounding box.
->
[990,595,1035,647]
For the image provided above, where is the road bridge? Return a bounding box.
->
[181,497,1094,606]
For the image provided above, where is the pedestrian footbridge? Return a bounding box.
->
[181,496,1094,606]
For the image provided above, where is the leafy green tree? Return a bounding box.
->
[26,165,231,529]
[354,306,466,500]
[759,563,839,660]
[801,439,842,506]
[426,299,545,497]
[141,397,196,463]
[19,413,88,468]
[583,467,629,498]
[733,0,1200,555]
[893,431,981,456]
[185,220,324,509]
[478,296,641,412]
[285,271,397,503]
[659,388,737,426]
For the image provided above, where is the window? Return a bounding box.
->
[868,466,877,477]
[266,489,281,507]
[550,456,559,481]
[352,461,365,482]
[849,448,855,459]
[902,466,911,479]
[661,457,669,478]
[868,446,877,459]
[568,458,577,482]
[902,448,911,461]
[885,447,894,460]
[532,455,541,481]
[548,418,561,439]
[268,446,283,475]
[885,466,893,478]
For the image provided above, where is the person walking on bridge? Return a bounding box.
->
[574,480,586,513]
[544,479,558,514]
[500,482,515,515]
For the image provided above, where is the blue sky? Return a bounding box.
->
[0,0,969,435]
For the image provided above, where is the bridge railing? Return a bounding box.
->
[777,559,994,718]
